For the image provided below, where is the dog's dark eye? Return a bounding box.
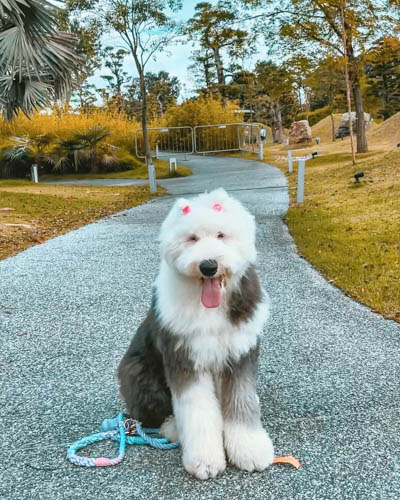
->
[188,235,198,242]
[217,232,225,239]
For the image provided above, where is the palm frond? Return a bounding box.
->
[4,143,29,162]
[0,0,79,120]
[75,125,111,147]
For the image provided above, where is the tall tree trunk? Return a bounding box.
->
[330,111,336,141]
[157,93,164,117]
[347,43,368,153]
[213,48,224,86]
[270,100,283,143]
[353,80,368,153]
[341,12,356,164]
[133,54,152,166]
[213,47,225,101]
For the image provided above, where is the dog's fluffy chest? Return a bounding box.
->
[155,261,270,371]
[157,294,269,371]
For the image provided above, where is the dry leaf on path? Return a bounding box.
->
[4,223,33,229]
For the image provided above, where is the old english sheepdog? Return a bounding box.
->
[118,188,274,479]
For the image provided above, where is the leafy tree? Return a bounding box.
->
[99,46,130,114]
[285,56,314,117]
[365,37,400,120]
[73,81,98,114]
[145,71,180,116]
[186,1,256,99]
[101,0,182,171]
[122,71,180,120]
[306,55,347,140]
[255,61,296,143]
[0,0,78,120]
[58,6,102,110]
[247,0,397,153]
[225,70,257,108]
[187,48,217,92]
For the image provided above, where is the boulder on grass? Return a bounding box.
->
[335,112,371,139]
[289,120,312,144]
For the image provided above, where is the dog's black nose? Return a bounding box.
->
[199,259,218,277]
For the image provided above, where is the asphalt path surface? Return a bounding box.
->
[1,155,400,499]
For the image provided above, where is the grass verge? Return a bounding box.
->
[0,180,164,260]
[266,147,400,322]
[40,159,192,181]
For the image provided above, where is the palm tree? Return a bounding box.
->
[75,125,118,172]
[53,126,118,173]
[4,133,54,169]
[53,138,85,172]
[0,0,78,120]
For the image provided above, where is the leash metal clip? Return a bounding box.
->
[123,418,137,435]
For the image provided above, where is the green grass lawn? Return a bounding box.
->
[272,149,400,322]
[40,159,192,181]
[0,180,164,260]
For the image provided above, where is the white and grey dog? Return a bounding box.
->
[118,188,274,480]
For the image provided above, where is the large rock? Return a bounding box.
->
[289,120,312,144]
[336,112,371,139]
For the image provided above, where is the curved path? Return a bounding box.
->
[1,156,399,499]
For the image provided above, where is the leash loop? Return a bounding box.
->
[66,412,179,467]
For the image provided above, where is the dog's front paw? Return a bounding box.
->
[224,422,274,472]
[183,448,226,480]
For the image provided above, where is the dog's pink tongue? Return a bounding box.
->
[201,278,221,308]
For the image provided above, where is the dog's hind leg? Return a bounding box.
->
[118,311,173,428]
[221,345,274,472]
[159,415,178,442]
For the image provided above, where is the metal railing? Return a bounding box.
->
[134,122,267,157]
[135,126,194,159]
[194,123,242,154]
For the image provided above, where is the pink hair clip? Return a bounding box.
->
[212,203,223,212]
[182,205,191,214]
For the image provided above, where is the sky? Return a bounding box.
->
[89,0,266,102]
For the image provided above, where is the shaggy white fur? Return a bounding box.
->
[153,188,274,479]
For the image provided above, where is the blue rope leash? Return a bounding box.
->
[67,412,179,467]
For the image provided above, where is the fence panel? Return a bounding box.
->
[135,126,194,158]
[194,123,243,154]
[239,123,262,153]
[194,123,265,154]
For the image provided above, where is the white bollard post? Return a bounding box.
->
[288,150,293,174]
[169,157,177,175]
[258,141,264,160]
[31,164,39,183]
[148,162,157,193]
[297,158,306,203]
[155,143,159,160]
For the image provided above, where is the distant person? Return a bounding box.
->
[315,136,320,145]
[260,127,267,142]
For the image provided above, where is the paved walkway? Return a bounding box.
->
[1,156,400,499]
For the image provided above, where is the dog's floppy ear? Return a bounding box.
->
[175,197,191,215]
[208,188,230,211]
